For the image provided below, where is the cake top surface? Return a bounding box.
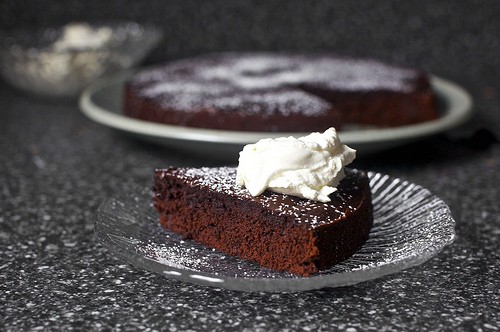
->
[129,52,424,115]
[157,166,368,229]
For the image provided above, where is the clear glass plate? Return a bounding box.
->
[95,172,456,292]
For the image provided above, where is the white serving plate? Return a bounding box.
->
[80,70,472,159]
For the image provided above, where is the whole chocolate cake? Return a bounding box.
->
[124,53,437,132]
[153,167,373,277]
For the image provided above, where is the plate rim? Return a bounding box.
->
[95,171,456,292]
[79,70,473,146]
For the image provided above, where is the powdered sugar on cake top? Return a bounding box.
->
[197,54,416,91]
[141,82,331,116]
[130,53,421,117]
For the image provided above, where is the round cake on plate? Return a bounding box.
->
[124,52,437,132]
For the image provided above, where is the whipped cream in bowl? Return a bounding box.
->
[236,127,356,202]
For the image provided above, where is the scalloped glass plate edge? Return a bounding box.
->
[94,172,456,292]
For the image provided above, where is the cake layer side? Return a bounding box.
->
[154,170,321,276]
[313,174,373,270]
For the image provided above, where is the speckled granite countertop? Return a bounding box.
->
[1,1,499,331]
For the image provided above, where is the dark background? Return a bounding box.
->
[0,1,499,331]
[1,0,498,128]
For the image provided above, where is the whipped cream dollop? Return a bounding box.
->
[236,127,356,202]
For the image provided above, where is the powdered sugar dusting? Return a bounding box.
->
[199,55,303,90]
[130,53,421,116]
[205,90,331,116]
[197,54,415,91]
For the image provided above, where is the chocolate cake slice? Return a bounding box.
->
[153,167,373,277]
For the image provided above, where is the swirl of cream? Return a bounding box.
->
[236,127,356,202]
